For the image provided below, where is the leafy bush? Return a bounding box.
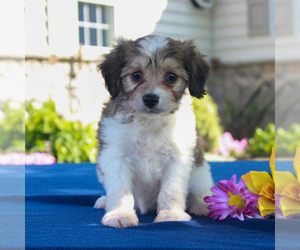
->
[0,102,25,153]
[248,123,275,157]
[25,100,97,163]
[276,123,300,157]
[192,95,223,152]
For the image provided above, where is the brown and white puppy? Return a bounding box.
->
[94,35,214,228]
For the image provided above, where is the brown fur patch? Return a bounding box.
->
[97,99,120,155]
[194,129,204,166]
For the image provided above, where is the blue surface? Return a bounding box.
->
[0,165,25,249]
[25,161,280,249]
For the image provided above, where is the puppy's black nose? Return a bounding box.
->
[143,94,159,108]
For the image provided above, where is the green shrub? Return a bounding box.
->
[276,123,300,157]
[25,100,97,163]
[248,123,275,157]
[0,102,25,153]
[192,95,223,152]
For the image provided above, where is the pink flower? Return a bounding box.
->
[25,153,56,165]
[204,174,261,221]
[0,152,56,165]
[0,153,25,165]
[218,132,248,157]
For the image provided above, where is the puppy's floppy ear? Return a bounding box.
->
[183,40,210,99]
[97,38,133,99]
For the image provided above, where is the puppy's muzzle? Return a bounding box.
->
[143,94,159,108]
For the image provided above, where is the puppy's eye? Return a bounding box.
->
[166,73,178,83]
[131,71,142,82]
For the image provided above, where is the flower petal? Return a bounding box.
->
[279,196,300,218]
[208,203,230,210]
[242,172,260,195]
[270,147,275,181]
[294,147,300,183]
[235,211,245,221]
[275,171,298,194]
[219,209,232,220]
[216,182,228,193]
[231,174,237,185]
[204,195,229,203]
[226,180,237,194]
[237,179,246,193]
[250,171,273,191]
[211,187,229,197]
[208,209,226,218]
[247,200,259,207]
[258,196,275,217]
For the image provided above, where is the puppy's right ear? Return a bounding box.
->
[97,38,133,99]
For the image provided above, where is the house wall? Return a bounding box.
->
[25,0,49,57]
[206,0,276,138]
[211,0,274,64]
[0,0,25,58]
[276,61,300,129]
[38,0,212,59]
[22,0,213,126]
[4,0,299,138]
[24,59,108,124]
[275,0,300,62]
[153,0,212,56]
[207,61,275,139]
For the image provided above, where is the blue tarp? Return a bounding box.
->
[23,161,297,249]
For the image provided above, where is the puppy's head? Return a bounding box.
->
[98,35,209,115]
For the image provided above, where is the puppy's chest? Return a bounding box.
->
[124,120,174,167]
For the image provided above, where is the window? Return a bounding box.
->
[275,0,300,36]
[248,0,274,36]
[275,0,293,36]
[78,2,113,47]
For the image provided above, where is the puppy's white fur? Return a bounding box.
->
[95,35,214,228]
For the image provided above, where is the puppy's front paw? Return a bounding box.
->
[154,209,191,223]
[188,199,210,217]
[94,196,106,209]
[102,210,139,228]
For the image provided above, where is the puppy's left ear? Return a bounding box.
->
[97,38,133,99]
[183,41,210,99]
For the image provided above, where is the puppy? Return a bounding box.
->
[94,35,214,228]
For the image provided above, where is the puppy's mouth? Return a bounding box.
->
[143,108,161,114]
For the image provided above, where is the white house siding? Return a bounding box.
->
[153,0,212,56]
[0,0,25,58]
[212,0,274,64]
[275,0,300,62]
[276,37,300,62]
[44,0,212,59]
[25,0,49,57]
[0,0,25,103]
[47,0,80,57]
[23,0,213,122]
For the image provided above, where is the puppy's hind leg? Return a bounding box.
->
[94,196,107,209]
[187,161,214,216]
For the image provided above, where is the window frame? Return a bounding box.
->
[77,0,114,48]
[292,0,300,35]
[268,0,275,36]
[274,0,300,37]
